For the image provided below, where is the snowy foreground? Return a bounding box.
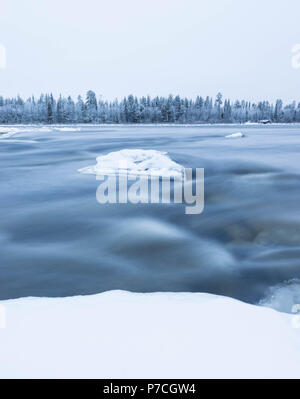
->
[1,291,300,379]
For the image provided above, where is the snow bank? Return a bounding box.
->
[78,149,184,177]
[0,291,300,379]
[225,132,245,139]
[0,125,83,139]
[0,126,54,138]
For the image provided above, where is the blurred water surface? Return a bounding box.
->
[1,124,300,309]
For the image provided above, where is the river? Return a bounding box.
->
[1,124,300,312]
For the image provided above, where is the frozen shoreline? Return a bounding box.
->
[1,290,300,379]
[1,122,300,128]
[1,123,299,141]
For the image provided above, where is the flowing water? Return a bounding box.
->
[1,124,300,312]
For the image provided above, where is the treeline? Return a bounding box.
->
[0,91,299,124]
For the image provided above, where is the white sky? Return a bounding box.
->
[0,0,300,102]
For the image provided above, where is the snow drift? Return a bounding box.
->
[0,291,300,379]
[78,149,184,177]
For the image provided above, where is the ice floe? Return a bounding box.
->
[225,132,245,139]
[0,290,300,378]
[54,127,81,132]
[78,149,184,177]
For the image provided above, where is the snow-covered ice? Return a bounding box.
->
[0,126,54,139]
[225,132,245,139]
[54,127,81,132]
[0,127,21,139]
[0,125,82,139]
[0,290,300,379]
[259,279,300,314]
[78,149,184,177]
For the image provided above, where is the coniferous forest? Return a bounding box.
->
[0,91,299,124]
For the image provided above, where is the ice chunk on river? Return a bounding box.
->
[225,132,245,139]
[54,127,81,132]
[78,149,184,177]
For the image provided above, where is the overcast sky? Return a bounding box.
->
[0,0,300,102]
